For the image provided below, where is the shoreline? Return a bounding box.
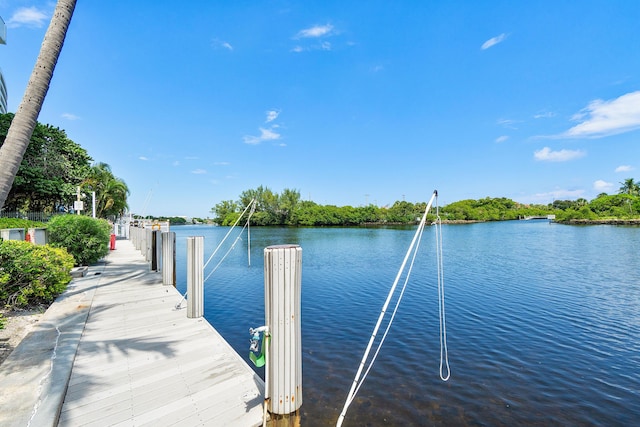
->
[553,218,640,225]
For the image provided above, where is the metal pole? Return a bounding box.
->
[187,236,204,318]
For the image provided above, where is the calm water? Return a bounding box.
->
[171,222,640,426]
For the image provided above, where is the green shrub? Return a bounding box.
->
[555,206,597,221]
[0,218,47,231]
[47,215,111,266]
[0,240,74,308]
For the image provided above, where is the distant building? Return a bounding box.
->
[0,16,6,114]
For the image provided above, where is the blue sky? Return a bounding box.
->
[2,1,640,217]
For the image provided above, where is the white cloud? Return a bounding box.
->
[243,127,281,145]
[534,111,556,119]
[495,135,509,143]
[481,33,507,50]
[497,118,519,129]
[295,24,334,39]
[525,188,585,204]
[534,146,586,162]
[291,42,332,53]
[266,110,280,123]
[139,156,149,161]
[593,180,615,192]
[258,128,280,140]
[615,165,634,173]
[212,38,233,51]
[291,24,339,52]
[245,111,284,144]
[191,169,207,174]
[562,91,640,138]
[172,160,181,166]
[214,161,230,166]
[61,113,79,120]
[244,136,260,144]
[7,7,48,28]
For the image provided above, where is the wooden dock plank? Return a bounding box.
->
[58,239,264,427]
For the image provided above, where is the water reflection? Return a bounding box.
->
[172,222,640,426]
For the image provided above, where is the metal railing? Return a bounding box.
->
[0,211,62,222]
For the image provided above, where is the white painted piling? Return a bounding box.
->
[145,228,153,262]
[162,231,176,286]
[187,236,204,318]
[137,227,145,252]
[129,226,137,247]
[264,244,303,415]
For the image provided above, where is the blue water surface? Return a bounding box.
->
[171,221,640,426]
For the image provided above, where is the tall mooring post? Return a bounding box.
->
[150,230,161,272]
[140,228,153,262]
[161,231,176,286]
[264,244,303,416]
[186,236,204,318]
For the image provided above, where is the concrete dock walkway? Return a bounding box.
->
[0,239,265,427]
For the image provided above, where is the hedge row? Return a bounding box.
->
[0,240,74,308]
[0,215,112,314]
[47,215,111,266]
[0,218,47,230]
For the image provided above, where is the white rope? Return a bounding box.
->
[350,217,427,402]
[435,207,450,381]
[336,191,438,427]
[176,199,255,309]
[262,331,270,427]
[204,199,255,269]
[204,233,242,283]
[203,202,255,283]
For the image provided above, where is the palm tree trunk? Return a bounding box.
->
[0,0,77,210]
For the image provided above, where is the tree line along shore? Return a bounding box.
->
[199,184,640,227]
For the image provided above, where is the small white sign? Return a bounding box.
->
[74,201,84,211]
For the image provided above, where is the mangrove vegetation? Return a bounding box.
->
[211,183,640,227]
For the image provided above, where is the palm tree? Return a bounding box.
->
[618,178,640,196]
[0,0,77,210]
[97,178,129,218]
[574,198,588,208]
[83,163,129,218]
